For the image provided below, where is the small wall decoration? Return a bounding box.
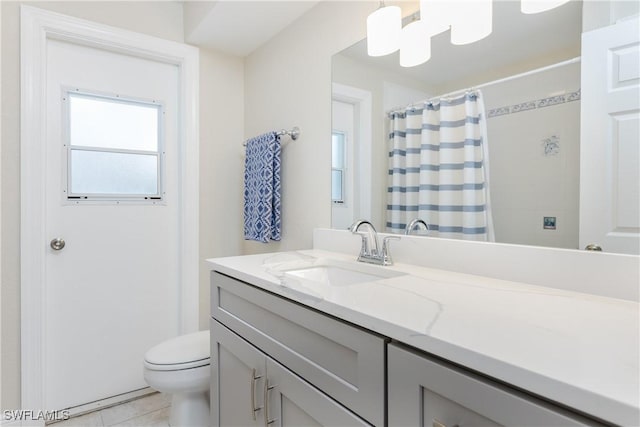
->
[542,135,560,156]
[543,216,557,230]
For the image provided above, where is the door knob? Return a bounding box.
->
[50,238,66,251]
[584,243,603,252]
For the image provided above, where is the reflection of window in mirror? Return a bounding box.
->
[331,131,346,204]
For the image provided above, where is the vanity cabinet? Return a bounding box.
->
[210,272,386,426]
[387,343,599,427]
[211,319,371,426]
[211,269,610,427]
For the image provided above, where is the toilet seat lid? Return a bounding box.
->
[144,330,210,368]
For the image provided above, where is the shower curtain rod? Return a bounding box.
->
[391,56,581,113]
[243,126,300,146]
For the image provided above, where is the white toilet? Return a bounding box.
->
[143,330,210,426]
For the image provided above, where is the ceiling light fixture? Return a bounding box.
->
[419,0,452,36]
[368,0,569,67]
[450,0,493,45]
[366,1,402,57]
[400,19,432,67]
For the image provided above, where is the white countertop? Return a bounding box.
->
[208,249,640,425]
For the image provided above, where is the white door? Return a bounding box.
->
[331,99,356,229]
[580,18,640,254]
[43,39,181,409]
[331,84,373,230]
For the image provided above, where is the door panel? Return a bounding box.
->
[388,344,594,427]
[331,100,355,229]
[280,395,324,427]
[212,319,371,427]
[580,18,640,254]
[45,38,180,410]
[266,358,371,427]
[211,320,264,427]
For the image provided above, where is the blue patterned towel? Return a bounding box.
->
[244,132,282,243]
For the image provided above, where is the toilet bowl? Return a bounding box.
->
[143,330,210,426]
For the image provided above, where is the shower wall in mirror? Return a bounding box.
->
[331,0,584,250]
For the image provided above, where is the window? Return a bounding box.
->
[331,131,346,204]
[64,90,163,202]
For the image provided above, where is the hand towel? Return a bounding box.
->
[244,132,281,243]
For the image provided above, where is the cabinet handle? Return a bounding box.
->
[264,379,277,426]
[250,368,263,420]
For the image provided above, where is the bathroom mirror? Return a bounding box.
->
[331,0,595,251]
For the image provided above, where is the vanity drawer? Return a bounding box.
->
[388,343,603,426]
[211,271,387,427]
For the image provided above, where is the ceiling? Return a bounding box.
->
[183,0,583,86]
[184,1,321,56]
[337,0,583,92]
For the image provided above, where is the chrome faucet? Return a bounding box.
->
[404,218,429,235]
[349,220,400,266]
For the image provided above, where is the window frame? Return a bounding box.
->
[331,130,347,205]
[61,87,166,204]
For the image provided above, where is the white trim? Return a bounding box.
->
[20,5,199,416]
[64,388,155,418]
[0,0,3,417]
[331,83,373,221]
[1,389,155,426]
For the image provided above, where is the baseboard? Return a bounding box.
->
[1,388,155,427]
[64,387,156,419]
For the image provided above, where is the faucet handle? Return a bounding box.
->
[354,233,371,257]
[381,236,401,266]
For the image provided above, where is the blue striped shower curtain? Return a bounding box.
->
[386,91,494,241]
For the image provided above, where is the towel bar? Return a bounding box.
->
[243,127,299,146]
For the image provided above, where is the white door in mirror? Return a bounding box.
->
[579,18,640,255]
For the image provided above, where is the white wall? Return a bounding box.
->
[198,48,245,329]
[242,1,380,255]
[483,62,581,249]
[0,1,244,410]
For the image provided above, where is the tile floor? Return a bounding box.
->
[52,392,171,427]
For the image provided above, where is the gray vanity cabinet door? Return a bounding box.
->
[388,344,597,427]
[212,318,372,427]
[211,271,386,426]
[265,358,372,427]
[211,319,265,427]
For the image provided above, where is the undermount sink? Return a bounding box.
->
[280,259,405,288]
[262,254,406,299]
